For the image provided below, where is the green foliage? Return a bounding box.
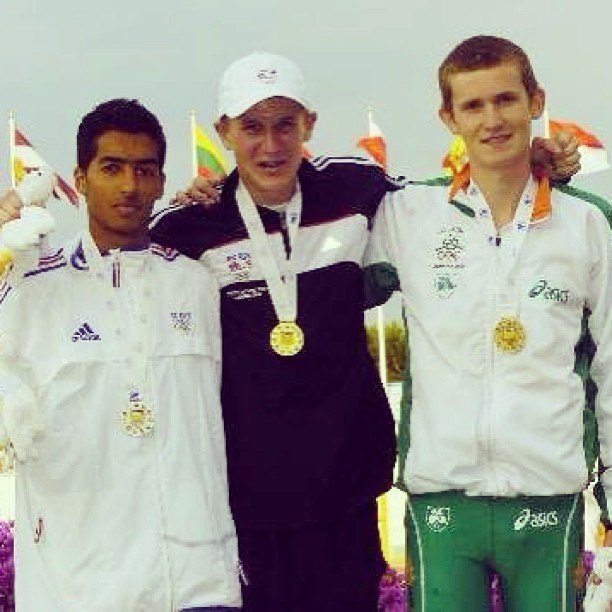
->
[365,321,407,382]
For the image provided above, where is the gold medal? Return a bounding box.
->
[493,316,526,353]
[270,321,304,356]
[121,401,155,437]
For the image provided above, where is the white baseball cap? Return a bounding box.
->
[218,52,311,119]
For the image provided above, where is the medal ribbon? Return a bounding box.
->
[452,173,550,293]
[235,181,302,324]
[81,231,152,403]
[454,174,551,353]
[469,178,537,285]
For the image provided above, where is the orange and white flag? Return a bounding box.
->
[357,109,387,169]
[10,119,79,207]
[548,119,609,175]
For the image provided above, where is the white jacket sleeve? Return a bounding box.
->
[587,210,612,518]
[0,291,43,464]
[365,190,404,267]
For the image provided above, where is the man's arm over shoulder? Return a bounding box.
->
[150,203,211,260]
[363,189,412,309]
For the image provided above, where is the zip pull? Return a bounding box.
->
[110,249,121,288]
[34,516,44,543]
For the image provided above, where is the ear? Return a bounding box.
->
[215,118,234,152]
[153,172,166,201]
[74,166,87,196]
[439,107,459,135]
[530,87,545,120]
[302,111,318,143]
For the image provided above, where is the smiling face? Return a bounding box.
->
[439,60,544,176]
[216,96,317,205]
[74,130,165,250]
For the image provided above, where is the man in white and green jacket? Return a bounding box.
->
[366,35,612,611]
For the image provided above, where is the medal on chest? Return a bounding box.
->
[82,234,157,437]
[493,315,526,353]
[465,182,538,357]
[270,320,305,356]
[236,181,305,358]
[121,391,155,437]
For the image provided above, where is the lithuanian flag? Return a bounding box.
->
[191,113,228,179]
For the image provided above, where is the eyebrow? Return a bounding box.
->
[99,155,159,165]
[239,113,298,124]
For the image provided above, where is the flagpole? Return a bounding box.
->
[366,106,374,135]
[366,107,388,390]
[190,110,198,179]
[8,113,16,189]
[362,105,391,562]
[542,107,550,139]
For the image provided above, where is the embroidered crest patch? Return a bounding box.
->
[171,311,194,336]
[226,251,252,281]
[425,506,452,532]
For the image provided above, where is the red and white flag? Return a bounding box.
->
[357,110,387,169]
[10,121,80,207]
[548,119,609,176]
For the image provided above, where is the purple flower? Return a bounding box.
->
[0,520,15,611]
[378,566,407,612]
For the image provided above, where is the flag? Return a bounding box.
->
[442,135,467,176]
[11,125,79,207]
[356,109,387,169]
[191,116,228,179]
[548,119,609,175]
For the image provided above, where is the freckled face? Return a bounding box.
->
[439,61,544,173]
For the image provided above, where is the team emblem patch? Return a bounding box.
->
[434,226,466,266]
[226,251,252,281]
[171,311,194,336]
[433,273,458,299]
[425,506,451,532]
[431,225,466,298]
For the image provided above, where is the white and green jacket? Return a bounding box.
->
[366,176,612,510]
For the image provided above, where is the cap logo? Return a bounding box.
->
[256,69,278,83]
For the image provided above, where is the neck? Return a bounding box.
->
[90,228,150,253]
[470,163,531,230]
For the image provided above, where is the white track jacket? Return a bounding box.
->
[367,177,612,509]
[0,233,240,611]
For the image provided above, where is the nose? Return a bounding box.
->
[483,103,503,129]
[261,127,282,153]
[120,167,138,193]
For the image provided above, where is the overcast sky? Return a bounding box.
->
[2,0,611,239]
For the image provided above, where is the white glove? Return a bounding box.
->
[1,206,55,252]
[585,547,612,612]
[0,383,43,463]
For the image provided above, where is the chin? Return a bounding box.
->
[478,150,527,171]
[259,175,294,193]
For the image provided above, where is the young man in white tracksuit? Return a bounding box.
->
[0,99,241,611]
[366,35,612,611]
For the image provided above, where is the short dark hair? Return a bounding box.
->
[76,98,166,170]
[439,35,539,112]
